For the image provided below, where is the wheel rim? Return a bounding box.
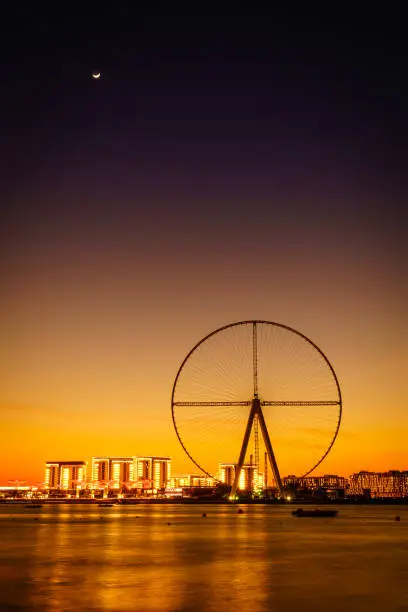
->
[171,321,342,484]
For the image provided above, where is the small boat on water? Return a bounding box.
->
[25,504,43,509]
[292,508,338,518]
[98,503,115,507]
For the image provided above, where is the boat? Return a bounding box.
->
[98,503,115,507]
[292,508,338,517]
[25,504,43,509]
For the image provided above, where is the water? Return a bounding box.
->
[0,504,407,611]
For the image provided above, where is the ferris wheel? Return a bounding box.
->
[171,321,342,496]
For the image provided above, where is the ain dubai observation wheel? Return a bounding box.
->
[171,321,342,496]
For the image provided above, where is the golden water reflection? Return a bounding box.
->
[1,505,408,611]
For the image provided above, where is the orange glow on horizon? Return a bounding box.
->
[1,194,406,485]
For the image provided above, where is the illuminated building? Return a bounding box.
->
[134,456,171,489]
[219,463,235,487]
[45,461,86,490]
[92,457,109,482]
[91,457,134,489]
[283,475,299,488]
[219,463,261,491]
[0,486,31,498]
[91,456,172,490]
[164,487,184,498]
[240,465,258,491]
[168,474,214,488]
[283,474,348,492]
[348,470,408,498]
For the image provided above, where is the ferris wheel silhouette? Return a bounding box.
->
[171,321,342,496]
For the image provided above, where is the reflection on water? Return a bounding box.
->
[0,504,408,611]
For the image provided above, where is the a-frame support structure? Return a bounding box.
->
[230,396,283,497]
[230,322,283,497]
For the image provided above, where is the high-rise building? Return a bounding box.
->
[45,461,87,490]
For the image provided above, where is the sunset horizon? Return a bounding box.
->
[2,8,408,611]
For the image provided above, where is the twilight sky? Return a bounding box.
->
[1,9,407,484]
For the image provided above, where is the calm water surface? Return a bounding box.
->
[0,504,407,611]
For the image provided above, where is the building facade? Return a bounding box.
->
[91,457,134,488]
[283,474,349,492]
[90,456,172,490]
[219,463,263,492]
[45,461,87,490]
[168,474,215,488]
[134,456,171,489]
[348,471,408,498]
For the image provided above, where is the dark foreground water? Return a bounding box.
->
[0,504,407,612]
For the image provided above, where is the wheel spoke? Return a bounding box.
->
[253,322,258,397]
[261,400,339,406]
[173,401,251,407]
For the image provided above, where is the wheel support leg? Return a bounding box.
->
[230,400,257,497]
[257,404,283,495]
[230,398,283,498]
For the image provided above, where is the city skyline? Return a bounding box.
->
[1,12,407,485]
[3,451,408,487]
[3,458,408,501]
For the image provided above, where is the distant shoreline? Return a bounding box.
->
[1,498,408,506]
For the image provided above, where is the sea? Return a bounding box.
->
[0,503,407,611]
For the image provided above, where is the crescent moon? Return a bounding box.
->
[92,72,101,79]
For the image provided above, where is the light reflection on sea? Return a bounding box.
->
[0,504,407,611]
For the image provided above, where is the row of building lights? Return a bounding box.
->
[3,459,408,499]
[44,457,172,493]
[42,460,408,499]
